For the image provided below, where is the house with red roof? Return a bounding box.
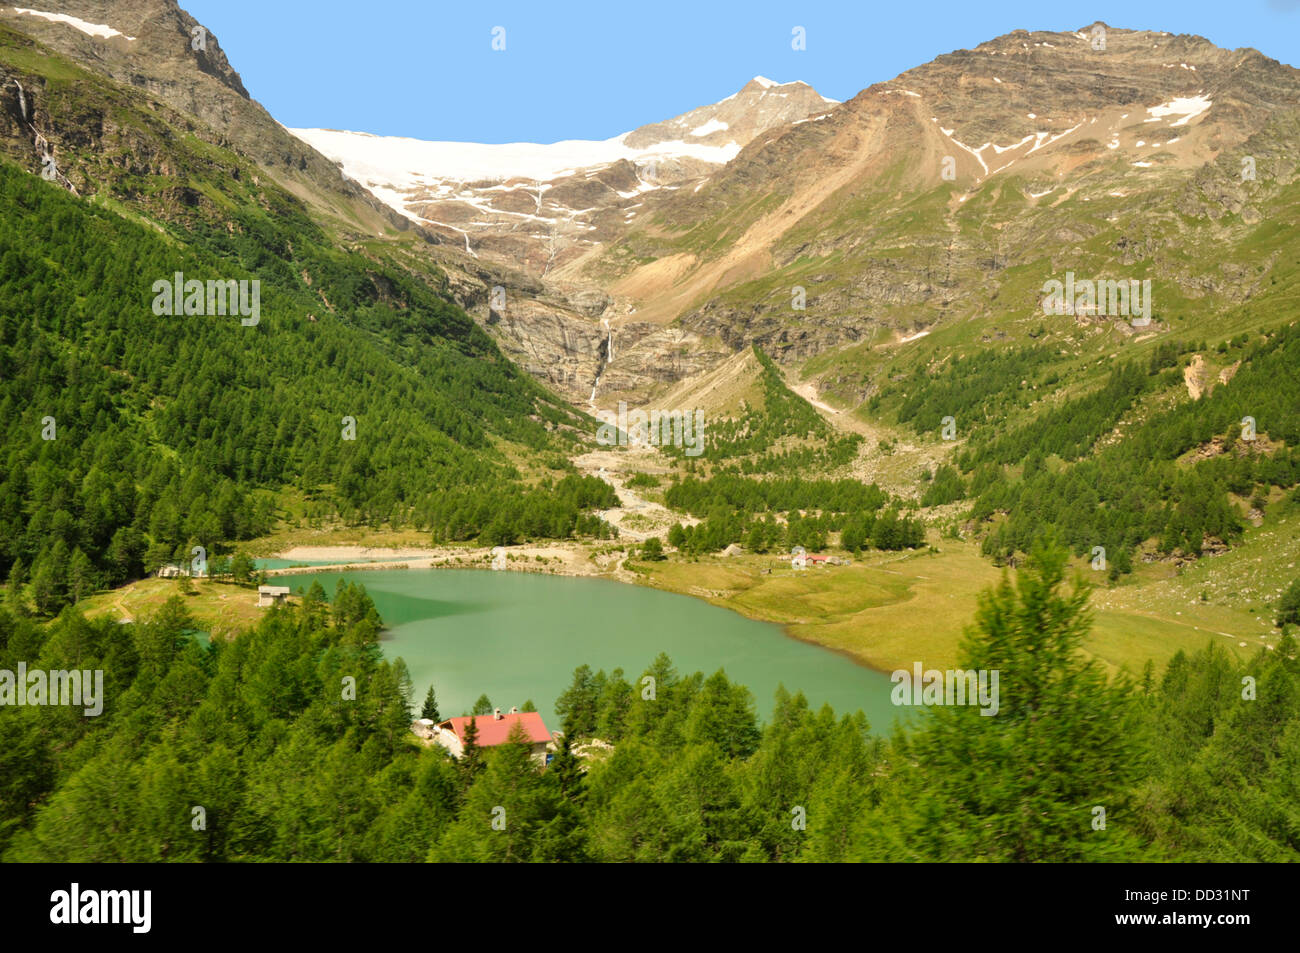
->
[428,708,552,764]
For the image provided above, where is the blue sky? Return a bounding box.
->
[182,0,1300,143]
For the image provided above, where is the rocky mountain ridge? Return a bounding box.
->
[325,23,1300,410]
[573,23,1300,403]
[0,0,424,237]
[7,7,1298,416]
[291,76,834,277]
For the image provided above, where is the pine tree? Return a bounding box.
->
[230,551,255,584]
[434,722,562,862]
[421,685,441,722]
[877,540,1145,862]
[471,693,493,716]
[548,714,585,804]
[4,557,28,616]
[458,715,484,796]
[30,549,67,616]
[840,522,864,554]
[555,665,599,738]
[105,527,141,585]
[1276,579,1300,628]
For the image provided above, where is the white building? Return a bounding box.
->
[256,585,291,607]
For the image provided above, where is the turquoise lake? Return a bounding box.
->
[282,568,907,734]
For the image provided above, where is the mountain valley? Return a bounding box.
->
[2,0,1300,868]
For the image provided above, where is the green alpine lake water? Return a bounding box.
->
[284,568,906,734]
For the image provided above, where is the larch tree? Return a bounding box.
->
[874,540,1145,862]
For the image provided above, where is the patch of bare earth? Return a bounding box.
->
[1184,353,1208,399]
[573,446,697,542]
[784,371,953,498]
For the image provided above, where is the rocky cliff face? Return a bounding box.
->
[287,74,839,403]
[0,0,421,237]
[11,8,1297,413]
[486,300,608,396]
[465,286,726,404]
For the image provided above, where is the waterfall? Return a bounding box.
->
[589,318,614,404]
[11,85,79,197]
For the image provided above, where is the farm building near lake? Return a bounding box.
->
[426,708,551,763]
[257,585,291,607]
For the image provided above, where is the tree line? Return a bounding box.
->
[662,473,919,555]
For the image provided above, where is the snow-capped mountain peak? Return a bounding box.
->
[290,76,836,270]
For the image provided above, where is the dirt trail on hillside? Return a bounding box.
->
[110,585,137,622]
[791,381,842,416]
[784,373,881,444]
[783,370,953,498]
[573,446,694,541]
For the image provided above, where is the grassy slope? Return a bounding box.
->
[630,521,1291,676]
[74,577,282,638]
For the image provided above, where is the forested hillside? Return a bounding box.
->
[3,545,1295,862]
[0,31,621,614]
[674,347,861,473]
[936,326,1300,572]
[0,159,604,612]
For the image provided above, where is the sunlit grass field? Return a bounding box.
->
[75,577,280,638]
[635,530,1286,675]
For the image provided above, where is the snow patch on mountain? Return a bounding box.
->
[690,118,729,137]
[720,77,838,105]
[291,128,741,196]
[1147,94,1211,127]
[10,6,134,40]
